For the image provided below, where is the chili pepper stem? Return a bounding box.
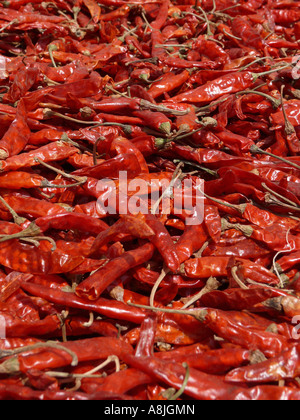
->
[0,149,9,160]
[149,266,170,307]
[239,57,273,71]
[0,222,41,243]
[34,156,87,184]
[21,236,57,252]
[199,189,247,215]
[236,90,281,109]
[151,162,184,215]
[0,195,26,225]
[40,179,87,189]
[139,99,189,116]
[127,301,207,322]
[265,193,300,212]
[272,228,293,288]
[93,136,106,166]
[231,266,249,290]
[181,276,220,309]
[0,357,19,374]
[0,341,79,370]
[196,5,213,37]
[252,64,291,81]
[250,145,300,170]
[173,159,218,177]
[0,19,18,33]
[48,45,58,68]
[168,363,190,401]
[221,218,254,237]
[262,183,299,208]
[280,85,297,137]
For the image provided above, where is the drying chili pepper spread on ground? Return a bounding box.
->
[0,0,300,402]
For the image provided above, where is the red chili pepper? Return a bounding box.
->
[123,353,246,400]
[4,65,39,103]
[132,110,172,135]
[76,243,155,300]
[184,256,232,278]
[148,70,190,99]
[0,141,78,172]
[72,153,143,179]
[21,282,146,324]
[232,17,265,50]
[272,9,300,24]
[82,0,102,23]
[0,100,30,160]
[226,344,300,385]
[167,67,288,105]
[175,224,208,263]
[1,337,133,374]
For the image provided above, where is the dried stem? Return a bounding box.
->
[0,195,26,225]
[169,363,190,401]
[181,277,220,309]
[0,341,78,368]
[231,266,249,290]
[149,266,170,307]
[250,145,300,171]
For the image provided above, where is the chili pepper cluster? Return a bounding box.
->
[0,0,300,401]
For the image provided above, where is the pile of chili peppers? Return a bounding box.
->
[0,0,300,401]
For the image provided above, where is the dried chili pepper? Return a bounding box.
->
[76,243,155,300]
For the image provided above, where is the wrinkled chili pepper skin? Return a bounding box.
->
[34,213,108,236]
[75,243,155,300]
[0,100,30,159]
[200,308,289,358]
[226,345,300,384]
[21,282,146,324]
[17,337,133,372]
[184,257,232,278]
[123,354,244,400]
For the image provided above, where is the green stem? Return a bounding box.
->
[280,85,296,136]
[250,145,300,171]
[236,90,281,109]
[262,183,299,208]
[0,195,26,225]
[48,45,58,68]
[34,157,87,184]
[169,363,190,401]
[252,64,291,81]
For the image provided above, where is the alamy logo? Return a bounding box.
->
[292,55,300,80]
[292,316,300,340]
[0,56,7,80]
[95,172,205,226]
[0,315,6,339]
